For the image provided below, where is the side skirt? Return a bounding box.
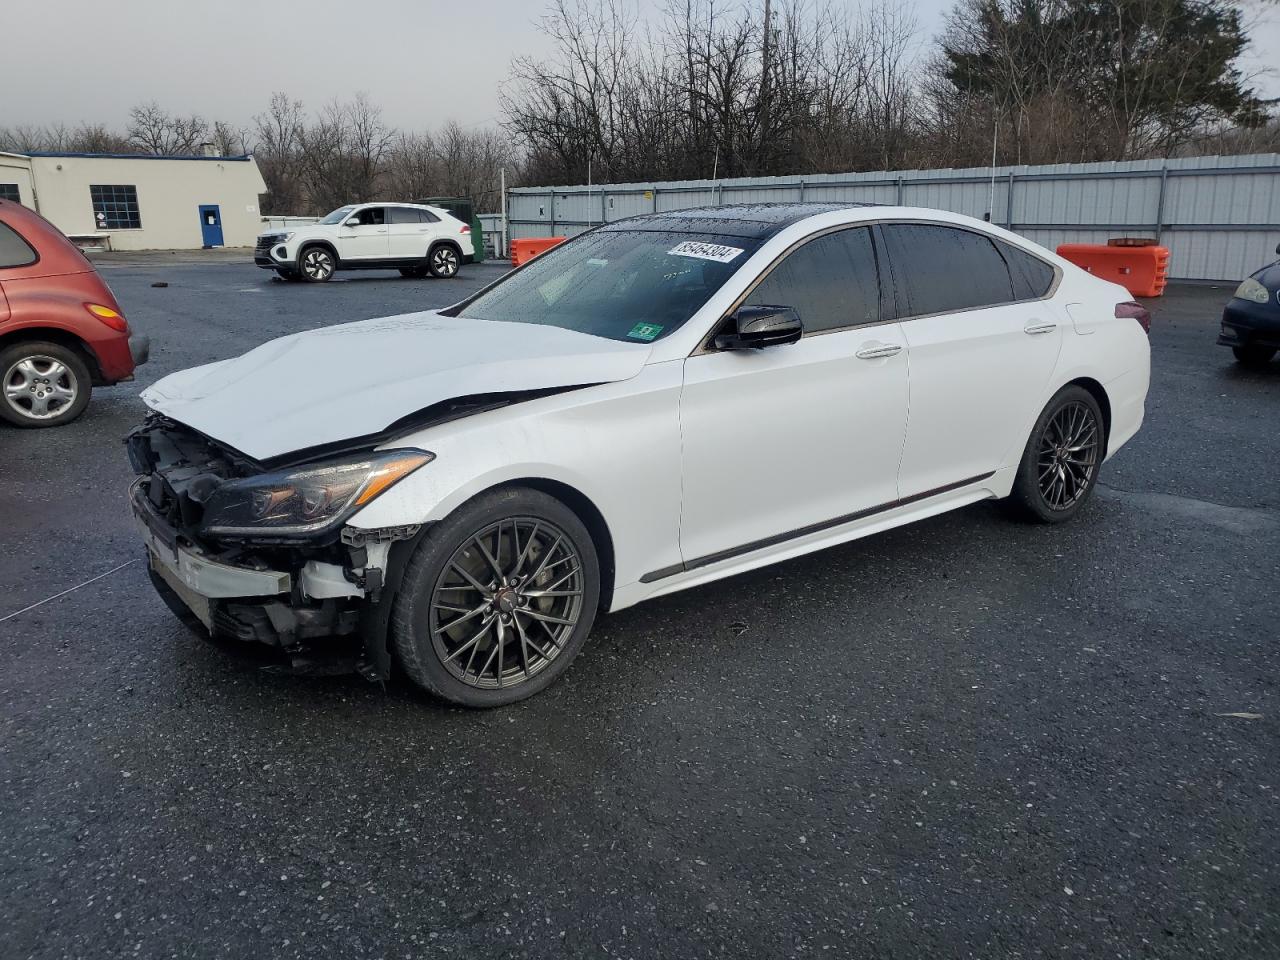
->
[640,472,995,585]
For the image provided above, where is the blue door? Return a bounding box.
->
[198,205,224,247]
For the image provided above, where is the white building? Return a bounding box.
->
[0,150,268,250]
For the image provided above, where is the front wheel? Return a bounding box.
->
[299,246,336,282]
[1232,344,1276,369]
[391,486,600,707]
[0,341,92,428]
[1005,385,1104,524]
[427,245,461,278]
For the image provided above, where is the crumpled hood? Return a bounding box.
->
[141,311,652,460]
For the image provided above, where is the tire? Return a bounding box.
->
[427,244,461,279]
[1232,344,1276,369]
[399,266,427,279]
[391,486,601,707]
[298,245,336,282]
[0,341,93,428]
[1004,385,1104,524]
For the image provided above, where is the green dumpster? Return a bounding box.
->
[416,196,484,263]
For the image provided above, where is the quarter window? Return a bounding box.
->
[90,184,141,230]
[994,238,1056,300]
[0,183,20,203]
[0,221,37,268]
[743,227,880,333]
[880,224,1014,317]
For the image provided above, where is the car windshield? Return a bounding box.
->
[457,230,761,342]
[319,205,356,225]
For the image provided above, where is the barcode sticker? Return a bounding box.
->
[667,241,745,263]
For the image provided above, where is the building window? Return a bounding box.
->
[90,184,141,230]
[0,183,20,203]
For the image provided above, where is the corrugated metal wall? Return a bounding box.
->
[505,154,1280,281]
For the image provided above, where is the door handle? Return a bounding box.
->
[855,342,903,360]
[1023,321,1057,335]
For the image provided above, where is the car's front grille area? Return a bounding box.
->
[255,235,280,253]
[127,418,253,537]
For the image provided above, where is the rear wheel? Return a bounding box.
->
[1005,385,1104,524]
[0,341,92,428]
[1232,344,1276,368]
[391,486,600,708]
[427,245,461,278]
[299,246,336,282]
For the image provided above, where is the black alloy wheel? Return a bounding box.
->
[392,486,600,707]
[1006,385,1104,523]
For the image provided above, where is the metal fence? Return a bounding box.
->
[506,154,1280,282]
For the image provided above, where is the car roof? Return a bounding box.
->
[601,202,882,240]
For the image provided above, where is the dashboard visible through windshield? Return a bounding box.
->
[455,230,761,342]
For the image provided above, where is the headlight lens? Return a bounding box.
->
[1234,277,1271,304]
[200,449,433,538]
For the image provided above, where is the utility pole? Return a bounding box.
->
[758,0,772,173]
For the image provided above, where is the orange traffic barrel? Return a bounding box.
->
[1056,239,1170,298]
[511,236,567,267]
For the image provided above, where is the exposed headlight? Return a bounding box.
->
[1234,277,1271,304]
[200,449,433,538]
[280,232,295,242]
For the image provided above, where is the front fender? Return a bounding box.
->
[346,361,686,594]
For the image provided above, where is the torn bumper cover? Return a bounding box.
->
[126,419,423,677]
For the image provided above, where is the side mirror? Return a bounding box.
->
[713,305,803,350]
[344,219,361,228]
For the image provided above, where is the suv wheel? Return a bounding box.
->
[428,245,461,278]
[392,486,600,708]
[0,341,92,428]
[299,246,336,282]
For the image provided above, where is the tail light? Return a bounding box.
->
[85,303,129,333]
[1115,300,1150,334]
[460,224,470,234]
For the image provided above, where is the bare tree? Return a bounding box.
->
[126,101,209,155]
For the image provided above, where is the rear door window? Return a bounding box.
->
[880,224,1015,318]
[0,220,37,268]
[743,227,880,333]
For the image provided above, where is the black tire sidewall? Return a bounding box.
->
[391,486,601,707]
[1008,385,1104,524]
[0,341,92,428]
[1232,344,1276,367]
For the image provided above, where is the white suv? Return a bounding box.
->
[255,203,474,282]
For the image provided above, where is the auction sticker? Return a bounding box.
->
[667,240,744,263]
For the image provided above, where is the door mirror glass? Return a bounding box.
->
[714,305,803,350]
[344,218,360,227]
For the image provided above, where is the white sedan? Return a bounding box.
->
[128,203,1151,707]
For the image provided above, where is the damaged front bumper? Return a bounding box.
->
[127,419,426,679]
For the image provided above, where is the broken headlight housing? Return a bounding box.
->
[200,449,433,539]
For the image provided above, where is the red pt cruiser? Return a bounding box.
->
[0,198,148,427]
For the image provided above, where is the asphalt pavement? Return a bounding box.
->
[1,256,1277,959]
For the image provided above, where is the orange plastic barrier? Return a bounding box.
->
[1055,240,1170,298]
[511,236,567,267]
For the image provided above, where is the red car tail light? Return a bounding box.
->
[460,224,470,234]
[85,303,129,333]
[1115,300,1150,334]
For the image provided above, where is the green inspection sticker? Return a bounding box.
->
[627,322,663,341]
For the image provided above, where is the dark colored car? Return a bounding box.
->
[0,199,148,427]
[1219,242,1280,368]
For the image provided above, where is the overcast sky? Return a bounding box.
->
[5,0,1277,135]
